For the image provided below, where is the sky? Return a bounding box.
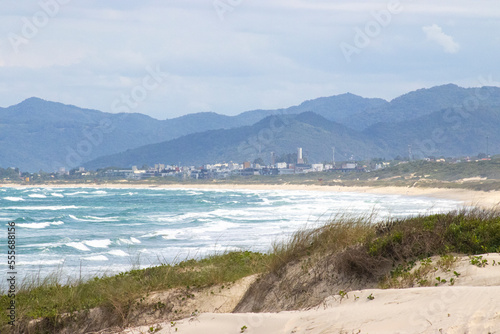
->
[1,0,500,120]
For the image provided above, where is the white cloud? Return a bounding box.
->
[2,1,499,117]
[422,24,460,53]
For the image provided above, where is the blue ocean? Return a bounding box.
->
[0,186,462,287]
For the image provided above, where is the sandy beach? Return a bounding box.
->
[121,253,500,334]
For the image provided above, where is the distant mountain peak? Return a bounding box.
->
[19,97,48,105]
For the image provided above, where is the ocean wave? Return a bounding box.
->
[186,190,203,195]
[28,194,47,198]
[25,239,67,249]
[83,255,109,261]
[69,214,117,222]
[84,239,112,248]
[117,237,141,245]
[91,190,108,195]
[3,197,25,201]
[83,216,120,221]
[151,211,203,223]
[65,191,89,196]
[17,222,51,229]
[51,193,64,198]
[6,205,80,211]
[197,220,238,233]
[66,242,90,251]
[160,230,184,240]
[108,250,128,257]
[23,188,41,193]
[17,221,64,229]
[152,220,237,240]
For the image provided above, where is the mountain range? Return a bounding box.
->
[1,84,499,171]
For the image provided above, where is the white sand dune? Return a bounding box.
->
[122,254,500,334]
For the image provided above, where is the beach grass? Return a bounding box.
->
[0,251,269,333]
[2,207,500,333]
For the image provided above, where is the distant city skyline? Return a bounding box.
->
[1,0,499,120]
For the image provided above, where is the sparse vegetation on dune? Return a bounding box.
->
[0,251,268,333]
[2,208,500,333]
[235,207,500,312]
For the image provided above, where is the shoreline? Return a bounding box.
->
[3,182,500,208]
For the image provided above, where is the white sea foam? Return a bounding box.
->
[3,197,25,201]
[92,190,107,195]
[84,239,112,248]
[6,205,80,210]
[117,237,142,245]
[117,238,133,245]
[17,222,51,229]
[28,194,47,198]
[160,231,184,240]
[108,250,128,257]
[130,237,141,244]
[69,215,118,222]
[18,221,63,229]
[83,216,120,221]
[51,193,64,198]
[65,191,89,196]
[187,191,203,195]
[66,242,90,251]
[153,220,237,241]
[83,255,109,261]
[197,220,238,233]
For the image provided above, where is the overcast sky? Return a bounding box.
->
[1,0,499,119]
